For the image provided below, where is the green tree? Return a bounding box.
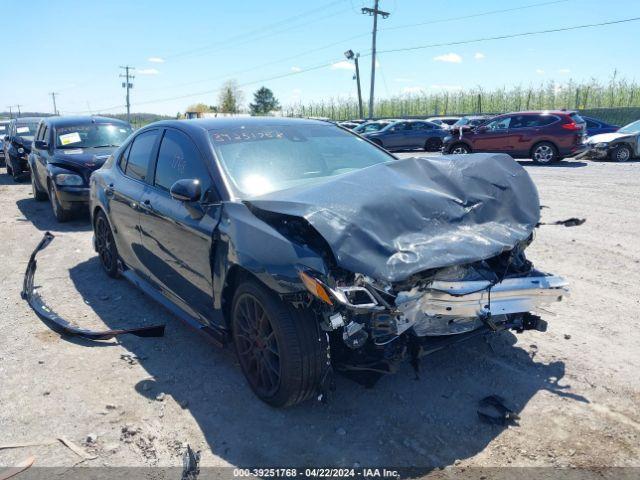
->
[186,103,212,114]
[218,80,243,113]
[250,86,281,115]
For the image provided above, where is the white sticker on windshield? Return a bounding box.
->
[17,126,30,134]
[63,149,84,155]
[59,132,82,145]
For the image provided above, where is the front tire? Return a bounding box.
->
[94,211,120,278]
[610,144,632,162]
[531,142,558,164]
[31,171,47,201]
[48,181,70,222]
[449,143,470,155]
[231,279,327,407]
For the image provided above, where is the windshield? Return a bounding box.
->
[15,122,39,141]
[618,120,640,134]
[55,123,132,149]
[210,123,394,197]
[354,121,389,133]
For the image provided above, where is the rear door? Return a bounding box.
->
[382,122,411,149]
[109,128,161,275]
[139,128,221,323]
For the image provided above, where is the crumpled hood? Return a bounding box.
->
[245,153,540,283]
[586,132,632,144]
[52,146,116,170]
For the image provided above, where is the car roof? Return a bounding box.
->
[13,117,43,123]
[506,110,575,115]
[43,115,131,128]
[146,116,334,134]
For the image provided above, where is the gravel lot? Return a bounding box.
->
[1,154,639,471]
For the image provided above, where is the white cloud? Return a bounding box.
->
[402,86,425,94]
[138,68,159,75]
[474,52,485,60]
[331,60,355,71]
[558,68,571,74]
[433,53,462,64]
[535,69,545,75]
[430,84,463,91]
[291,66,302,72]
[147,57,165,63]
[331,59,379,71]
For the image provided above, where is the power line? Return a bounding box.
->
[377,16,640,54]
[134,15,640,109]
[380,0,572,32]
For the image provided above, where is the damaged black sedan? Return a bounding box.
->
[90,118,567,407]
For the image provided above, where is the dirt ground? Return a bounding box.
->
[1,154,639,472]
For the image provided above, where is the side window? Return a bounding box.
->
[585,119,599,129]
[153,129,211,197]
[486,117,511,131]
[41,126,49,144]
[124,130,158,181]
[118,142,133,171]
[417,122,434,130]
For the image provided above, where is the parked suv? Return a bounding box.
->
[362,119,448,151]
[4,117,41,180]
[29,116,133,221]
[443,111,586,163]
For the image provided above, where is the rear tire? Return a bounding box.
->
[531,142,558,164]
[425,137,443,152]
[94,211,120,278]
[48,181,70,222]
[610,144,632,162]
[231,279,327,407]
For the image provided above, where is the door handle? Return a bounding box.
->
[104,184,114,197]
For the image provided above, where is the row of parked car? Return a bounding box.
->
[337,111,638,163]
[2,113,572,407]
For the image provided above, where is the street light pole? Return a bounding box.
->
[345,50,364,119]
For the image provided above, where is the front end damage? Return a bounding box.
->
[297,240,567,380]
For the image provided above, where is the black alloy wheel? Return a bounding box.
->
[94,211,120,278]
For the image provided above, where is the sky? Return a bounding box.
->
[1,0,639,116]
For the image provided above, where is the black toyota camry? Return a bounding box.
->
[90,117,568,407]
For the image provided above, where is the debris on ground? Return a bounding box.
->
[57,437,97,460]
[477,395,520,426]
[0,456,35,480]
[181,445,201,480]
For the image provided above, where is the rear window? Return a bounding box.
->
[570,113,585,124]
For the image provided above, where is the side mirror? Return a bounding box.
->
[3,135,9,142]
[170,179,201,202]
[34,140,49,150]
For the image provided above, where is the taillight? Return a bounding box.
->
[561,122,583,131]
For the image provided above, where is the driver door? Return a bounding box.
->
[472,116,512,152]
[138,128,221,324]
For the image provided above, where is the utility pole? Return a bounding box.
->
[362,0,389,119]
[6,106,13,119]
[119,66,135,123]
[50,92,59,115]
[345,50,364,119]
[15,104,22,117]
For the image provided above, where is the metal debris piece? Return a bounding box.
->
[0,441,56,451]
[181,444,201,480]
[0,456,35,480]
[57,437,97,460]
[21,232,166,341]
[477,395,520,426]
[537,217,586,227]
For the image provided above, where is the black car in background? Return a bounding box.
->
[0,119,10,166]
[361,119,448,151]
[90,117,566,406]
[4,117,41,181]
[29,116,132,221]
